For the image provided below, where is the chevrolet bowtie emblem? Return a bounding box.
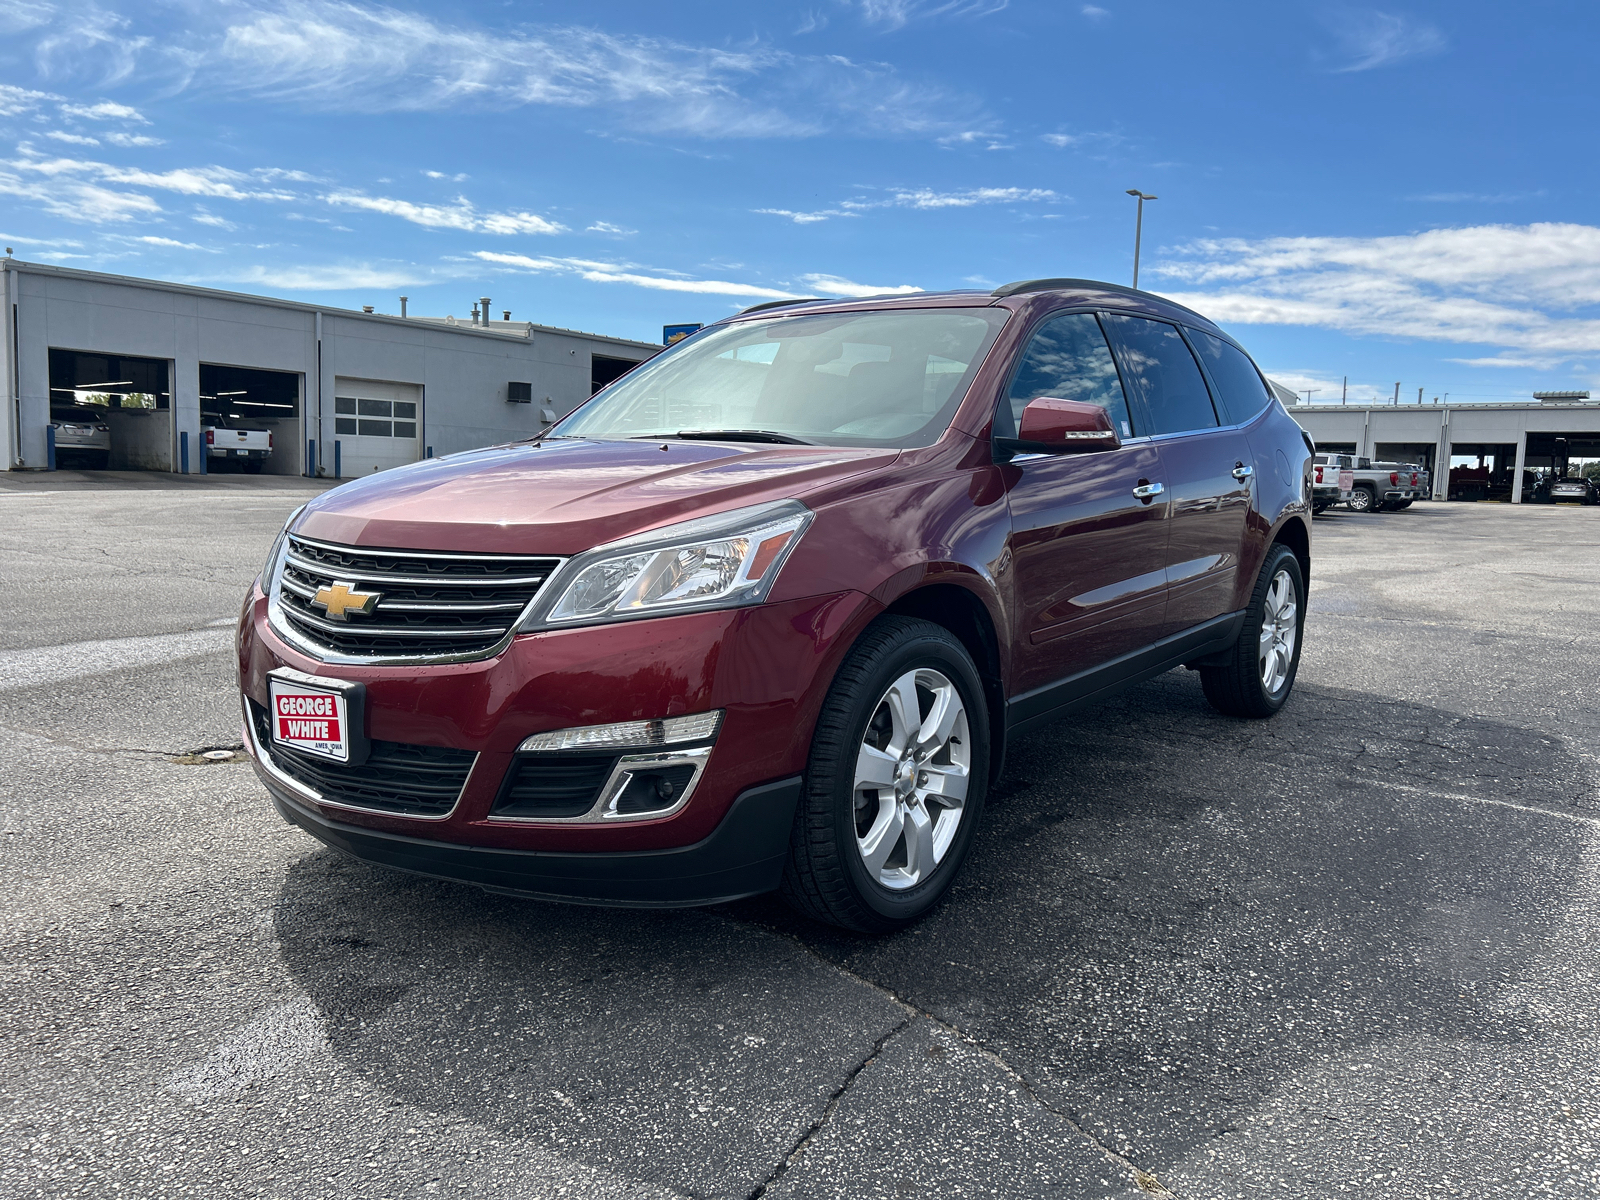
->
[311,581,382,621]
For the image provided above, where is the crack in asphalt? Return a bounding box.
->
[0,720,244,762]
[744,1018,911,1200]
[728,915,1178,1198]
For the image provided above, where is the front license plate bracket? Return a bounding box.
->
[266,667,369,767]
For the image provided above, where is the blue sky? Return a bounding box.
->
[2,0,1597,404]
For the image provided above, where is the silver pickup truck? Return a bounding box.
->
[1348,458,1422,513]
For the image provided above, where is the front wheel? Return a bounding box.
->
[1199,544,1305,719]
[780,616,989,933]
[1348,486,1376,513]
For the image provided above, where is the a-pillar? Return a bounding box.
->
[1511,431,1528,504]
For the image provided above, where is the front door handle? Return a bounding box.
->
[1132,481,1165,499]
[1232,463,1255,480]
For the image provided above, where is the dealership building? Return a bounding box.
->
[0,255,660,477]
[1293,394,1600,502]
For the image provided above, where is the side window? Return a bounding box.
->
[1101,314,1218,436]
[1188,330,1271,424]
[1001,311,1134,440]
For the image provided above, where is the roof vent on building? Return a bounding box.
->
[362,305,374,314]
[1534,390,1591,403]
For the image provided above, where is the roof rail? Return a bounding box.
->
[990,277,1209,321]
[738,297,830,315]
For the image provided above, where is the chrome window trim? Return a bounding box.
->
[487,745,714,825]
[288,533,559,563]
[241,693,473,822]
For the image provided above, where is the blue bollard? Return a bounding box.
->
[180,430,189,475]
[307,438,316,478]
[334,440,341,479]
[46,425,56,471]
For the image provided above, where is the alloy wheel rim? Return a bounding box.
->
[852,667,970,891]
[1258,568,1299,694]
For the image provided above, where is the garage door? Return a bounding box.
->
[333,377,421,475]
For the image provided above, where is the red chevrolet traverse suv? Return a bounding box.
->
[240,280,1311,931]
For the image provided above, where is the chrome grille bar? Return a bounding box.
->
[270,533,565,664]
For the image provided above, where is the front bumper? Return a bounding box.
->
[264,768,803,906]
[240,581,875,858]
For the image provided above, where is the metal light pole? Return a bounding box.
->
[1126,189,1157,289]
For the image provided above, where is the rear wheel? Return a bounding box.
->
[1311,503,1327,516]
[1200,544,1305,719]
[781,616,989,933]
[1348,486,1377,513]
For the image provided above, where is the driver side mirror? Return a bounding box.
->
[995,397,1122,458]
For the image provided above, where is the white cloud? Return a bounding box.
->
[60,99,149,123]
[104,131,164,147]
[475,250,799,299]
[1081,5,1109,19]
[1321,10,1446,73]
[220,263,430,291]
[135,235,208,250]
[0,83,60,116]
[324,191,565,235]
[11,2,988,141]
[754,207,860,224]
[1154,222,1600,360]
[1260,371,1388,404]
[797,273,922,298]
[424,170,468,181]
[759,185,1057,224]
[851,0,1009,31]
[585,220,634,235]
[0,168,162,223]
[885,186,1058,208]
[46,130,99,145]
[192,212,236,230]
[8,152,297,201]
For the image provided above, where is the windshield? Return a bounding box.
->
[553,307,1010,448]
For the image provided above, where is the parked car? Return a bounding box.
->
[48,404,111,468]
[239,279,1312,931]
[1311,452,1354,514]
[1348,458,1419,512]
[204,418,272,472]
[1532,472,1599,505]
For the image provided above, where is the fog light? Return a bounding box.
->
[517,711,722,753]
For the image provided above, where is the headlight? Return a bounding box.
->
[521,499,813,630]
[261,505,305,589]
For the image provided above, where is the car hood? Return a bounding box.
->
[296,437,897,554]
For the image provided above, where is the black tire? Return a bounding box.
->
[1396,499,1414,510]
[1312,504,1327,516]
[1200,544,1306,719]
[780,615,989,933]
[243,460,264,475]
[1348,486,1377,513]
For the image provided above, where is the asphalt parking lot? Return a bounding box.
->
[3,473,1598,1199]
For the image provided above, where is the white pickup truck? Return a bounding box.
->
[1311,452,1355,515]
[204,421,271,473]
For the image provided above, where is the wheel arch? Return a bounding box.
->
[880,581,1008,785]
[1269,513,1311,590]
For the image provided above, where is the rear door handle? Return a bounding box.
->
[1132,481,1165,499]
[1232,464,1255,480]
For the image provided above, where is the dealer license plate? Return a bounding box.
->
[269,678,350,762]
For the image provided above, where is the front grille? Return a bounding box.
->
[250,699,476,818]
[274,533,562,661]
[493,754,620,819]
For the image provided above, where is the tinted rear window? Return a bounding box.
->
[1101,314,1218,436]
[1188,330,1271,424]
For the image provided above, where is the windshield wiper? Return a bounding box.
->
[668,429,815,445]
